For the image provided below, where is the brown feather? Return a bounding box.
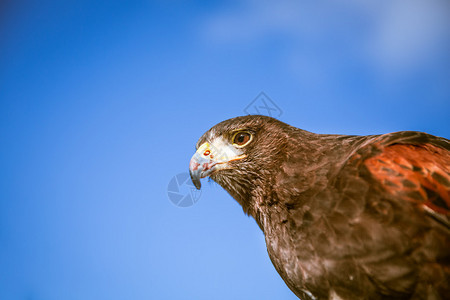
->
[193,115,450,299]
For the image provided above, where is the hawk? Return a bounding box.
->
[189,115,449,299]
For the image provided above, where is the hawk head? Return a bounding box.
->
[189,115,300,214]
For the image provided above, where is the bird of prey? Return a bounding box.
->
[189,115,449,300]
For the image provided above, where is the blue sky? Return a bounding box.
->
[0,1,449,299]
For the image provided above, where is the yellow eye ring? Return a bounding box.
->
[232,131,252,147]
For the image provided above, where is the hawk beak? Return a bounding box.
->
[189,142,246,190]
[189,143,216,190]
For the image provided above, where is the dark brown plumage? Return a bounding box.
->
[189,115,450,299]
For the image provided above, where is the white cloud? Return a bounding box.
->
[201,0,450,76]
[366,0,450,71]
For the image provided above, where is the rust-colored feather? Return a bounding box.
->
[365,144,450,216]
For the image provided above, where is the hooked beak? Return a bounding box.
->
[189,142,246,190]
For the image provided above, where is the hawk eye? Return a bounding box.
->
[232,131,252,147]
